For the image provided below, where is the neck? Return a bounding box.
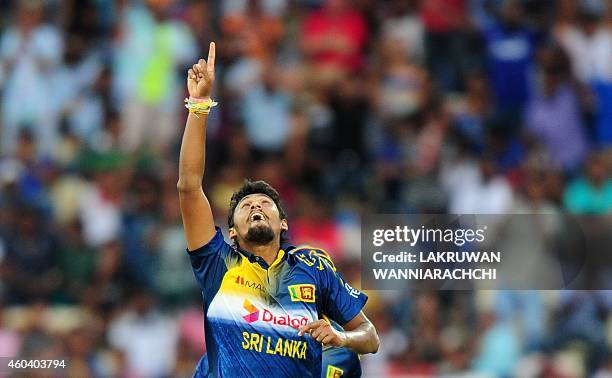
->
[240,240,281,266]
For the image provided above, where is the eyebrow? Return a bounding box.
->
[237,194,274,207]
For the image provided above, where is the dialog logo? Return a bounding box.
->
[241,299,309,329]
[242,299,260,323]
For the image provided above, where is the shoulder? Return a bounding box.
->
[288,245,337,273]
[187,227,239,262]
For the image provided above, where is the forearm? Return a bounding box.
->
[177,112,208,192]
[342,321,379,354]
[177,44,217,250]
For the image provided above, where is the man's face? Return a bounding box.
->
[230,194,288,246]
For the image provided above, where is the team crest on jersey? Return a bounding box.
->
[288,284,316,303]
[326,365,344,378]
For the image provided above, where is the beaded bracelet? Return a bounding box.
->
[184,97,218,117]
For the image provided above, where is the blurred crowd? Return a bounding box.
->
[0,0,611,377]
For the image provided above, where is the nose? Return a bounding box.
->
[250,202,262,210]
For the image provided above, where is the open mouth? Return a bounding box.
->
[250,212,265,222]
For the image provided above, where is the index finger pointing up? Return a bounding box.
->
[297,320,324,336]
[297,323,313,336]
[207,42,216,72]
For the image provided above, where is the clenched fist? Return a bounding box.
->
[187,42,216,99]
[298,319,348,347]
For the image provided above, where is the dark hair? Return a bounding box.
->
[228,180,288,245]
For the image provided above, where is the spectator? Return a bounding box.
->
[564,151,612,214]
[122,173,163,288]
[57,220,99,303]
[550,291,612,374]
[471,312,521,377]
[290,190,341,259]
[0,0,63,155]
[0,300,22,358]
[524,45,588,173]
[221,0,286,62]
[450,71,492,152]
[113,0,196,153]
[1,208,60,303]
[374,116,419,210]
[108,290,178,378]
[77,155,124,248]
[554,5,612,85]
[50,32,106,147]
[64,326,101,377]
[9,130,54,214]
[554,3,612,145]
[482,0,536,126]
[301,0,368,87]
[420,0,469,91]
[380,0,425,64]
[447,155,514,214]
[153,184,197,305]
[375,33,428,120]
[241,63,293,153]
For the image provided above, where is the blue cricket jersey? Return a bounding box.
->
[188,227,368,377]
[322,345,362,378]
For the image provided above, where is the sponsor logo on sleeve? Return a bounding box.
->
[288,284,316,303]
[326,365,344,378]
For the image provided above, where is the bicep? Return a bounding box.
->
[178,188,216,251]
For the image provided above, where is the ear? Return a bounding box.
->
[229,227,237,240]
[280,219,288,232]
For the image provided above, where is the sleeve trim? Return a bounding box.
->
[337,295,368,327]
[185,226,224,256]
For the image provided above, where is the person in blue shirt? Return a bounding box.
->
[482,0,537,128]
[177,42,379,378]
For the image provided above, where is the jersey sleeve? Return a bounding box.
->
[318,253,368,326]
[186,227,232,303]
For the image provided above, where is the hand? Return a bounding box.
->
[298,319,348,347]
[187,42,216,99]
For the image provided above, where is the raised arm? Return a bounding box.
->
[177,42,217,251]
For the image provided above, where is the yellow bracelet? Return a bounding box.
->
[184,97,218,116]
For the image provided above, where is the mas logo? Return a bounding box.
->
[235,275,265,292]
[288,284,316,303]
[326,365,344,378]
